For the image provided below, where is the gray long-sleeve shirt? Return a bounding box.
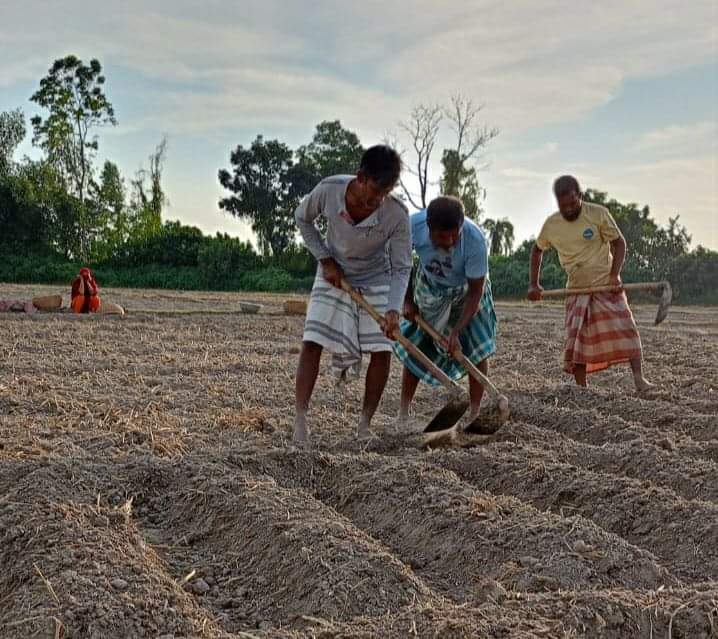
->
[295,175,412,312]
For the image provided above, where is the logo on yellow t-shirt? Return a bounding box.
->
[582,227,594,240]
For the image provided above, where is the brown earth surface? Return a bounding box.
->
[1,283,717,638]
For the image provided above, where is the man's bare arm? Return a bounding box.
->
[609,236,627,285]
[446,277,484,354]
[528,243,544,300]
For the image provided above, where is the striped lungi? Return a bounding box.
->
[564,291,642,374]
[393,269,497,385]
[303,274,391,381]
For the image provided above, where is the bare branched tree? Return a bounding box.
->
[441,94,499,220]
[444,94,499,166]
[391,95,498,215]
[131,136,168,237]
[395,104,442,209]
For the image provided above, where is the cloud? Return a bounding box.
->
[603,153,717,247]
[128,67,405,138]
[628,156,716,176]
[498,167,556,189]
[1,0,715,135]
[1,0,715,249]
[497,166,600,189]
[635,121,717,153]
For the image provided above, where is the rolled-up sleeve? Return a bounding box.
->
[387,213,412,312]
[295,185,331,261]
[535,219,553,251]
[599,208,622,242]
[465,231,489,280]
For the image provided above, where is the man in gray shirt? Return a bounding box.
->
[293,145,412,445]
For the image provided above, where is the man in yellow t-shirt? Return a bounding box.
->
[528,175,653,391]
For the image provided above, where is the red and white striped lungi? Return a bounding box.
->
[564,292,642,374]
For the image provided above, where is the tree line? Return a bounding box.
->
[1,55,715,304]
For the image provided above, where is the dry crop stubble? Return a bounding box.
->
[1,284,717,637]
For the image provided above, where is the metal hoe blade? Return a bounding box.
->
[463,395,511,435]
[423,397,470,433]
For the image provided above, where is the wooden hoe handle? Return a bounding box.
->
[541,282,665,297]
[339,279,460,392]
[413,315,501,398]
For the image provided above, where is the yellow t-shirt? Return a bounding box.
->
[536,202,622,288]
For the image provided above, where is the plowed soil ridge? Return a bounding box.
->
[433,445,718,581]
[1,286,717,638]
[509,394,718,465]
[493,420,718,504]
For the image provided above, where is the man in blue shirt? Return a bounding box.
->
[394,195,498,425]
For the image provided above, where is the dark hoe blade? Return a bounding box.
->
[463,415,504,435]
[463,399,511,435]
[423,398,470,433]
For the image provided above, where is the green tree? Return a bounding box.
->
[218,135,295,256]
[482,218,515,256]
[129,137,168,241]
[198,234,258,287]
[287,120,364,235]
[666,246,718,303]
[109,220,205,267]
[30,56,117,204]
[90,160,128,258]
[1,160,79,256]
[0,171,47,247]
[294,120,363,183]
[440,150,484,221]
[0,108,26,175]
[584,189,690,280]
[95,161,125,221]
[29,55,116,259]
[394,95,497,212]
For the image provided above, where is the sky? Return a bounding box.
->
[1,0,716,250]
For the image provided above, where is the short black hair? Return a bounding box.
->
[359,145,402,189]
[426,196,465,231]
[553,175,581,198]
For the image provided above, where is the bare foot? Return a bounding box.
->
[292,413,310,446]
[635,377,656,393]
[356,418,375,441]
[393,410,412,433]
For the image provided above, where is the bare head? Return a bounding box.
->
[354,145,402,212]
[427,196,464,250]
[553,175,583,221]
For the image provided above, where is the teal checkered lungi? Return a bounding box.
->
[392,268,497,385]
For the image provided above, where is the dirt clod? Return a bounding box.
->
[111,578,129,590]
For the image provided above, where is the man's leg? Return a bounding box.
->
[357,351,392,438]
[293,341,323,444]
[468,358,488,418]
[399,366,421,421]
[574,363,588,387]
[630,356,654,392]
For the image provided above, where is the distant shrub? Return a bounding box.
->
[239,268,296,292]
[198,235,258,288]
[108,221,206,267]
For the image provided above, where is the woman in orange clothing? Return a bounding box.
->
[71,267,101,313]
